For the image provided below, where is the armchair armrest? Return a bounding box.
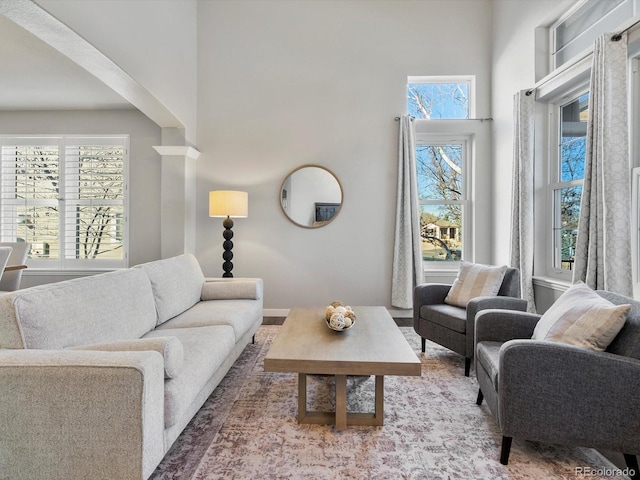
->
[202,277,263,300]
[0,349,165,480]
[413,283,451,307]
[466,297,529,355]
[475,309,541,344]
[466,296,528,324]
[499,340,640,451]
[413,283,452,328]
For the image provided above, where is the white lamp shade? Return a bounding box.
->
[209,190,248,218]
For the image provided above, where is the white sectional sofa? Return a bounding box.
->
[0,254,263,480]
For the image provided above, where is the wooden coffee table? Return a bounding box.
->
[263,306,421,430]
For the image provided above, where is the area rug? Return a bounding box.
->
[151,326,624,479]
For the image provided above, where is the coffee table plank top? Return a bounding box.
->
[264,306,420,376]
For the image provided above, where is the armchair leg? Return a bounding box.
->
[500,436,512,465]
[624,454,639,480]
[421,338,426,353]
[476,389,484,405]
[464,357,471,377]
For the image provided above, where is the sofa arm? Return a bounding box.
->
[475,309,541,344]
[0,349,165,480]
[202,277,263,300]
[499,340,640,451]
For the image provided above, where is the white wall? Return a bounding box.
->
[490,0,563,266]
[196,0,492,310]
[35,0,198,145]
[490,0,577,313]
[0,109,162,284]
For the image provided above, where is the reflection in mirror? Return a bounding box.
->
[280,165,343,228]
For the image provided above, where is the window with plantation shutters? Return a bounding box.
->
[0,136,128,269]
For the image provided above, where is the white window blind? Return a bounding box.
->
[0,136,128,269]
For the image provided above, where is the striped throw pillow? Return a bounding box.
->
[532,282,630,352]
[444,261,508,308]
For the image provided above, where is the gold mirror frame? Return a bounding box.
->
[279,165,343,229]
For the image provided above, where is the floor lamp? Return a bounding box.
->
[209,190,248,277]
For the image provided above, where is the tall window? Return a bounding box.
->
[0,136,128,269]
[552,92,588,273]
[408,76,473,266]
[416,139,466,263]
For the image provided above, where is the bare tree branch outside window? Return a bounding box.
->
[407,80,469,262]
[2,140,125,265]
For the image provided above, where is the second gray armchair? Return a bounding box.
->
[475,289,640,477]
[413,266,527,376]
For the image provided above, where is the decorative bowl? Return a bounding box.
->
[325,302,356,332]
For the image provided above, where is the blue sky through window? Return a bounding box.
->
[407,82,469,119]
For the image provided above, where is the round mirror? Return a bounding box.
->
[280,165,343,228]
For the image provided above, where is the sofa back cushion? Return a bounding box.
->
[597,290,640,360]
[136,254,205,325]
[0,268,157,349]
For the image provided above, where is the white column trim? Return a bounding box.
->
[153,146,201,160]
[153,145,201,258]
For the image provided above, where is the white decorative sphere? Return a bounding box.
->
[329,312,346,330]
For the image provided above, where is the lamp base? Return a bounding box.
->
[222,216,234,278]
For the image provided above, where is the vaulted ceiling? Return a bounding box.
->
[0,14,132,111]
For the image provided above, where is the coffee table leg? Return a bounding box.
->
[335,375,347,430]
[374,375,384,424]
[298,373,307,422]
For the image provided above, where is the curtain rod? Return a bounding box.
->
[612,18,640,41]
[394,116,493,121]
[527,21,640,97]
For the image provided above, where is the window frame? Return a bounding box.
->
[547,89,589,280]
[0,135,130,270]
[415,132,472,272]
[408,74,479,273]
[533,1,640,292]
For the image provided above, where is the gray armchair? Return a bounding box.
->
[413,267,527,376]
[475,290,640,477]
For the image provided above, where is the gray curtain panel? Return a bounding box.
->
[392,115,424,309]
[573,33,633,296]
[510,91,537,313]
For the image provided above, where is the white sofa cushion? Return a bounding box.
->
[0,268,157,349]
[69,337,184,379]
[137,254,205,325]
[157,299,262,343]
[143,325,236,428]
